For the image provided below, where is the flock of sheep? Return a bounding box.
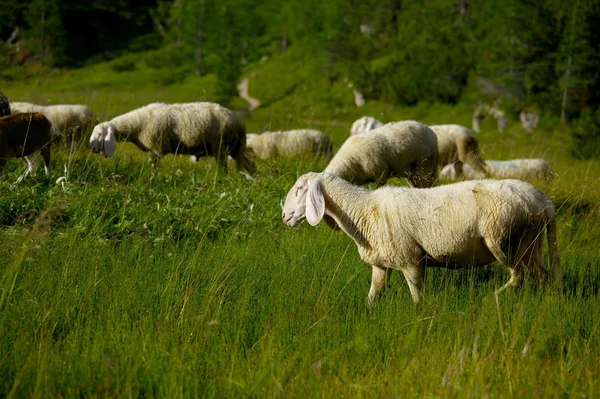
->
[0,92,560,305]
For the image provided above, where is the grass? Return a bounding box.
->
[1,51,600,397]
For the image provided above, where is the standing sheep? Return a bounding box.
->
[0,92,11,117]
[89,102,256,173]
[282,172,561,304]
[325,120,438,187]
[0,112,57,181]
[440,158,554,182]
[246,129,333,160]
[350,116,488,178]
[10,102,96,151]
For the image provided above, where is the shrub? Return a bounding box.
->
[571,107,600,159]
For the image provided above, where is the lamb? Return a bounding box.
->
[246,129,333,160]
[324,120,438,187]
[350,116,488,178]
[89,102,256,173]
[10,101,96,151]
[0,92,11,117]
[440,158,554,182]
[282,172,561,305]
[0,112,57,181]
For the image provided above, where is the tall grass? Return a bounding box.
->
[1,59,599,397]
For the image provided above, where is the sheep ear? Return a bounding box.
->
[306,179,325,226]
[104,124,117,157]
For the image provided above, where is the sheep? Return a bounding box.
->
[10,101,96,151]
[473,103,508,133]
[325,120,438,187]
[429,124,488,178]
[246,129,334,160]
[0,92,11,117]
[89,102,256,173]
[350,116,487,179]
[282,172,561,305]
[0,112,57,181]
[350,116,384,136]
[440,158,554,182]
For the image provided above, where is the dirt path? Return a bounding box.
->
[237,77,260,112]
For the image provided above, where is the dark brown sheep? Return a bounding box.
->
[0,112,56,179]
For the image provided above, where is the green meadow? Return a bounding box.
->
[1,50,600,397]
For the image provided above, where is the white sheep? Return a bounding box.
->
[324,120,438,187]
[440,158,554,182]
[282,172,560,305]
[350,116,487,178]
[0,112,58,181]
[246,129,333,160]
[350,116,383,136]
[429,124,488,178]
[89,102,255,173]
[10,101,96,151]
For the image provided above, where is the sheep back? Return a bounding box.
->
[247,129,333,159]
[325,120,438,187]
[464,159,554,182]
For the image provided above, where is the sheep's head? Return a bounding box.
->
[90,122,117,157]
[245,133,258,155]
[282,173,325,227]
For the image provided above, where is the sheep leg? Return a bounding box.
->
[452,161,464,179]
[15,156,36,183]
[149,152,161,168]
[486,238,524,295]
[401,264,425,303]
[368,266,393,306]
[215,153,229,174]
[41,146,51,175]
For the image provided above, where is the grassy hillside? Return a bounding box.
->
[1,50,599,397]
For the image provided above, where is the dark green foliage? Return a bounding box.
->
[571,107,600,159]
[2,0,600,135]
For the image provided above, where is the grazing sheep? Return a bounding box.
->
[0,112,57,181]
[350,116,487,178]
[520,111,539,133]
[429,124,488,178]
[282,172,561,305]
[472,103,508,133]
[89,102,255,173]
[440,158,554,182]
[10,102,96,151]
[246,129,333,160]
[0,92,11,117]
[325,120,438,187]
